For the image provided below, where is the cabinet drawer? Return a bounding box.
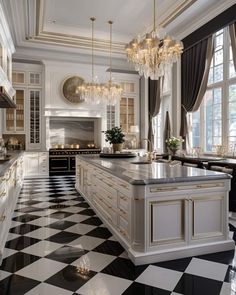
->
[118,215,130,240]
[118,192,129,213]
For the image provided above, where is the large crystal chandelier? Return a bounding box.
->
[79,17,104,104]
[103,21,123,105]
[125,0,184,80]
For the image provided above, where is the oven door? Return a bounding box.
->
[49,156,69,172]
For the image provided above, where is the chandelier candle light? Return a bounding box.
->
[103,20,123,105]
[79,17,104,104]
[125,0,184,80]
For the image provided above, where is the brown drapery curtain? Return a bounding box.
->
[229,22,236,70]
[148,78,161,151]
[180,36,214,148]
[163,111,171,153]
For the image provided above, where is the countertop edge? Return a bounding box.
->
[0,152,24,177]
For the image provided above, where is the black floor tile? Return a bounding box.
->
[122,282,171,295]
[173,273,223,295]
[196,250,235,266]
[47,211,73,219]
[17,200,42,206]
[5,236,40,251]
[101,257,147,280]
[93,240,124,256]
[0,274,40,295]
[45,265,96,292]
[48,204,70,210]
[15,207,44,213]
[224,265,236,283]
[86,227,112,239]
[81,217,103,226]
[79,209,96,216]
[0,252,40,272]
[9,224,41,235]
[75,202,90,208]
[48,198,68,203]
[46,246,88,264]
[45,231,80,244]
[153,257,192,272]
[12,214,41,223]
[46,220,76,230]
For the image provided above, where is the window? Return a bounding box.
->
[191,27,236,154]
[29,72,41,85]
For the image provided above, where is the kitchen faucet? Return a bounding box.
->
[142,138,154,161]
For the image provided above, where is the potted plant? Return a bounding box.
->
[166,136,184,155]
[104,127,125,152]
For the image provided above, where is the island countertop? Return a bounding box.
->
[0,151,24,177]
[76,155,231,185]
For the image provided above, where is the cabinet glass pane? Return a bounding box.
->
[30,73,41,85]
[30,90,40,144]
[12,72,25,84]
[120,97,135,133]
[15,90,24,131]
[5,109,14,131]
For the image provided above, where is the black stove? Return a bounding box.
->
[49,148,101,175]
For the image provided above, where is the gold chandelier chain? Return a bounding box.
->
[108,20,113,82]
[90,17,95,81]
[153,0,156,32]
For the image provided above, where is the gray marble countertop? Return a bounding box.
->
[77,155,231,185]
[0,151,23,177]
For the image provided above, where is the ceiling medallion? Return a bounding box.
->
[125,0,184,80]
[62,76,85,103]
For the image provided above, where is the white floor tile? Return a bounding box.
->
[10,221,23,228]
[22,240,62,257]
[31,202,55,209]
[65,223,95,235]
[12,212,25,218]
[69,235,104,250]
[185,258,228,281]
[0,270,11,281]
[6,232,20,241]
[62,207,86,214]
[64,214,89,223]
[16,258,66,281]
[2,248,17,259]
[78,273,132,295]
[25,283,72,295]
[28,209,57,217]
[72,251,115,272]
[28,217,58,226]
[25,227,60,240]
[136,265,182,291]
[61,200,80,206]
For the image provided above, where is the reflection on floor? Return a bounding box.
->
[0,176,236,295]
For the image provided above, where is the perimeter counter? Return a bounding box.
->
[75,155,234,265]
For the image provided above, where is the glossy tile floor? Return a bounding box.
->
[1,176,236,294]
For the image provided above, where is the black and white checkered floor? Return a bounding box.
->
[1,176,236,295]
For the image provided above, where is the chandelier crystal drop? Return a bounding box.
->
[79,17,104,104]
[103,20,123,105]
[125,0,184,80]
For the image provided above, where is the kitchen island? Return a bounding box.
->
[75,155,235,265]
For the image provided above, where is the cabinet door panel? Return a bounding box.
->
[191,196,223,239]
[150,200,185,245]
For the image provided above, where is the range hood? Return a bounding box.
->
[0,87,17,108]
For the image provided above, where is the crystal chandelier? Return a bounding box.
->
[79,17,104,104]
[125,0,184,80]
[103,21,123,105]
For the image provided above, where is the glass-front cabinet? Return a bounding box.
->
[5,89,25,133]
[29,90,41,147]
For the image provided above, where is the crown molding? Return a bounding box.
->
[172,0,236,40]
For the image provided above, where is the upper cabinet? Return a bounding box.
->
[106,73,140,134]
[4,63,43,150]
[0,2,15,97]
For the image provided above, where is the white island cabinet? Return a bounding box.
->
[75,155,234,265]
[0,153,24,264]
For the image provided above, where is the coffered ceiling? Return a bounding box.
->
[2,0,235,64]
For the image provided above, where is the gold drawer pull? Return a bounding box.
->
[0,215,6,222]
[120,195,127,201]
[120,209,127,215]
[0,192,6,197]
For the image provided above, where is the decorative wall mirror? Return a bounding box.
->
[61,76,84,103]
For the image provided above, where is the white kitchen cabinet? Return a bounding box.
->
[24,152,48,178]
[0,155,24,264]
